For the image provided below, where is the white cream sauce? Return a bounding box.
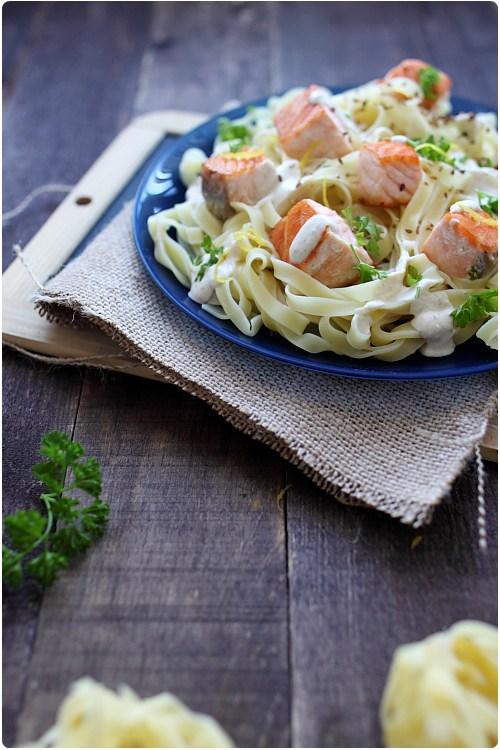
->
[352,274,409,336]
[188,264,217,304]
[289,215,340,263]
[410,290,455,357]
[269,159,301,209]
[216,241,243,281]
[188,241,242,304]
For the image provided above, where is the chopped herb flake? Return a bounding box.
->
[217,118,252,152]
[194,233,224,281]
[405,264,423,287]
[451,289,498,328]
[418,65,440,100]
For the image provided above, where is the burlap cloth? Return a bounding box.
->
[35,204,497,527]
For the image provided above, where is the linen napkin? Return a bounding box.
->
[36,205,497,527]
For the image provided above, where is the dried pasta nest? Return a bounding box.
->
[35,677,234,748]
[381,620,498,748]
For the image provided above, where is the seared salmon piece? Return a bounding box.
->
[358,141,422,208]
[385,59,452,109]
[422,208,498,279]
[270,198,373,288]
[201,149,279,221]
[274,85,352,161]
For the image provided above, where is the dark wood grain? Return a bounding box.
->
[16,372,289,748]
[7,3,289,747]
[2,357,83,747]
[286,463,498,747]
[3,2,498,748]
[3,2,154,744]
[2,1,152,270]
[132,1,273,116]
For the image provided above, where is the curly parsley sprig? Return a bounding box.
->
[3,432,109,588]
[451,289,498,328]
[408,135,456,166]
[351,246,388,283]
[342,207,382,259]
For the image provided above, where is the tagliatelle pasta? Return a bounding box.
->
[381,621,498,748]
[34,678,234,748]
[148,72,498,361]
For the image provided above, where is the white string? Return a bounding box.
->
[475,444,487,551]
[3,184,74,222]
[13,244,45,289]
[6,341,130,368]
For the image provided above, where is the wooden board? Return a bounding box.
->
[2,108,204,365]
[3,4,498,748]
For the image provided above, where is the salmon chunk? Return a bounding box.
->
[274,85,352,161]
[385,59,452,109]
[358,141,422,208]
[201,149,279,221]
[422,208,498,279]
[270,198,373,288]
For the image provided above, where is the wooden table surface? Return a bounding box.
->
[3,2,498,747]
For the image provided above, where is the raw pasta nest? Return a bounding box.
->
[381,620,498,748]
[35,677,233,748]
[148,79,498,361]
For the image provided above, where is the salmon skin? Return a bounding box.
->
[274,85,352,161]
[201,149,279,221]
[385,59,451,109]
[358,140,422,208]
[422,208,498,280]
[270,198,373,288]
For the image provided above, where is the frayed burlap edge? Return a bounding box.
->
[33,296,496,528]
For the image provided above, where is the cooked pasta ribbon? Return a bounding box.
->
[149,79,498,361]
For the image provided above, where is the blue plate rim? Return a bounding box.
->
[133,88,498,381]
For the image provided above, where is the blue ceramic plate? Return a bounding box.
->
[133,90,497,379]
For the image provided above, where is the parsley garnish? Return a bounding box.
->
[3,432,109,588]
[405,264,423,297]
[477,191,498,218]
[351,247,388,283]
[408,135,456,166]
[418,65,440,100]
[217,118,252,152]
[342,207,382,258]
[193,233,224,281]
[405,264,423,287]
[478,157,493,168]
[451,289,498,328]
